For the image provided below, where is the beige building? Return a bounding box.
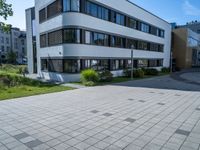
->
[172,28,200,69]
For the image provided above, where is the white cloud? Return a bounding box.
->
[183,0,200,16]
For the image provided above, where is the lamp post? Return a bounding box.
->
[0,50,2,66]
[170,51,173,74]
[131,45,134,80]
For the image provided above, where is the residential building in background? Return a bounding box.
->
[179,21,200,34]
[27,0,171,82]
[26,7,37,74]
[172,28,200,69]
[0,26,27,64]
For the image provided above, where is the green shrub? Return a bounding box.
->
[83,81,96,86]
[161,67,170,73]
[81,69,99,85]
[99,70,113,82]
[123,69,131,77]
[0,73,42,87]
[144,68,159,76]
[123,69,144,78]
[133,69,144,78]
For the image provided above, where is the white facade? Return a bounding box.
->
[30,0,171,82]
[26,7,37,74]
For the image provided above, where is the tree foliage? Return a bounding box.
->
[0,0,13,31]
[7,51,17,64]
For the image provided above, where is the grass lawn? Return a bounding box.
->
[0,85,73,100]
[0,64,74,101]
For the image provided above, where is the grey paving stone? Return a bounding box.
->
[105,145,122,150]
[128,98,135,101]
[84,137,99,145]
[20,136,35,143]
[196,108,200,111]
[13,132,29,140]
[138,100,146,103]
[91,110,99,114]
[175,129,190,136]
[0,146,9,150]
[53,143,70,150]
[74,142,90,150]
[124,118,136,123]
[24,139,43,148]
[65,138,81,146]
[102,113,113,117]
[157,103,165,105]
[94,141,110,149]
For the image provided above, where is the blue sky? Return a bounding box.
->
[2,0,200,30]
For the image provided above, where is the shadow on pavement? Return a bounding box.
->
[113,75,200,92]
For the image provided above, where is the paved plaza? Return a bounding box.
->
[0,75,200,150]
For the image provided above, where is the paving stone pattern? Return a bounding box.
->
[0,76,200,150]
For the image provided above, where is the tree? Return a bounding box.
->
[7,51,17,64]
[0,0,13,31]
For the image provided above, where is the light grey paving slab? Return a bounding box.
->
[13,132,29,140]
[124,118,136,123]
[102,113,113,117]
[24,139,43,148]
[158,103,165,105]
[196,108,200,111]
[91,110,99,114]
[175,129,191,136]
[20,136,35,143]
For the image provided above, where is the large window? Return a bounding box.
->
[85,1,109,21]
[41,59,48,71]
[63,0,80,12]
[141,23,150,33]
[40,34,47,48]
[64,60,80,73]
[41,59,63,72]
[138,60,148,68]
[111,36,125,48]
[63,29,80,43]
[47,0,62,18]
[128,18,137,29]
[159,30,165,38]
[127,39,137,49]
[48,59,63,72]
[148,59,163,67]
[48,30,63,46]
[111,12,125,26]
[39,8,46,23]
[116,13,125,25]
[138,41,148,50]
[91,32,109,46]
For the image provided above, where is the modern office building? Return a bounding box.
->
[0,26,27,64]
[27,0,171,82]
[179,21,200,34]
[172,28,200,69]
[26,7,37,73]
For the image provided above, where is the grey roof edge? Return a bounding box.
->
[25,7,35,12]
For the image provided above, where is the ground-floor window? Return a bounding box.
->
[41,58,164,73]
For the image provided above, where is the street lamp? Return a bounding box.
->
[0,50,2,66]
[131,45,135,80]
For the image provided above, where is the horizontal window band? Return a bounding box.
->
[40,58,164,73]
[40,27,164,52]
